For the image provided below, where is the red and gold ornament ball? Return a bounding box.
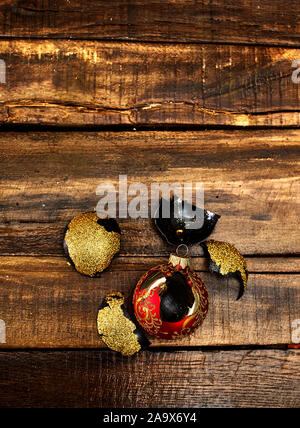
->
[133,254,209,340]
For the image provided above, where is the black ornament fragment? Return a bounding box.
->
[154,196,220,246]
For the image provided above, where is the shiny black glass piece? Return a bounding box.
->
[154,196,220,246]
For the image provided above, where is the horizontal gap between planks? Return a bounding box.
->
[0,344,292,353]
[2,124,300,133]
[1,253,299,258]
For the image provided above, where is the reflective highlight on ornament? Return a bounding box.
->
[201,239,248,300]
[63,212,120,277]
[97,291,150,356]
[133,254,209,339]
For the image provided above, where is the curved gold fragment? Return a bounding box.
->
[97,292,141,357]
[203,239,248,299]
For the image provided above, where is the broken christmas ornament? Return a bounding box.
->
[97,291,150,356]
[132,195,219,340]
[63,212,121,277]
[201,239,248,300]
[132,195,247,341]
[133,250,209,340]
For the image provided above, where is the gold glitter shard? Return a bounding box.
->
[204,239,248,299]
[64,212,120,277]
[97,292,141,357]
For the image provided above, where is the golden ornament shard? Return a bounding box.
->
[202,239,248,300]
[64,212,120,277]
[97,292,147,357]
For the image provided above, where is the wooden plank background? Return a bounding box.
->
[0,130,299,256]
[0,256,299,348]
[0,0,299,47]
[0,350,299,408]
[0,0,299,408]
[0,40,299,126]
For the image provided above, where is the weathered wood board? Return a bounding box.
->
[0,349,299,408]
[0,41,299,126]
[0,256,298,348]
[0,1,300,47]
[0,130,299,256]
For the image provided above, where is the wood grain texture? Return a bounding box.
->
[0,0,300,47]
[0,349,299,408]
[110,256,300,273]
[0,256,298,348]
[0,40,299,126]
[0,130,299,256]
